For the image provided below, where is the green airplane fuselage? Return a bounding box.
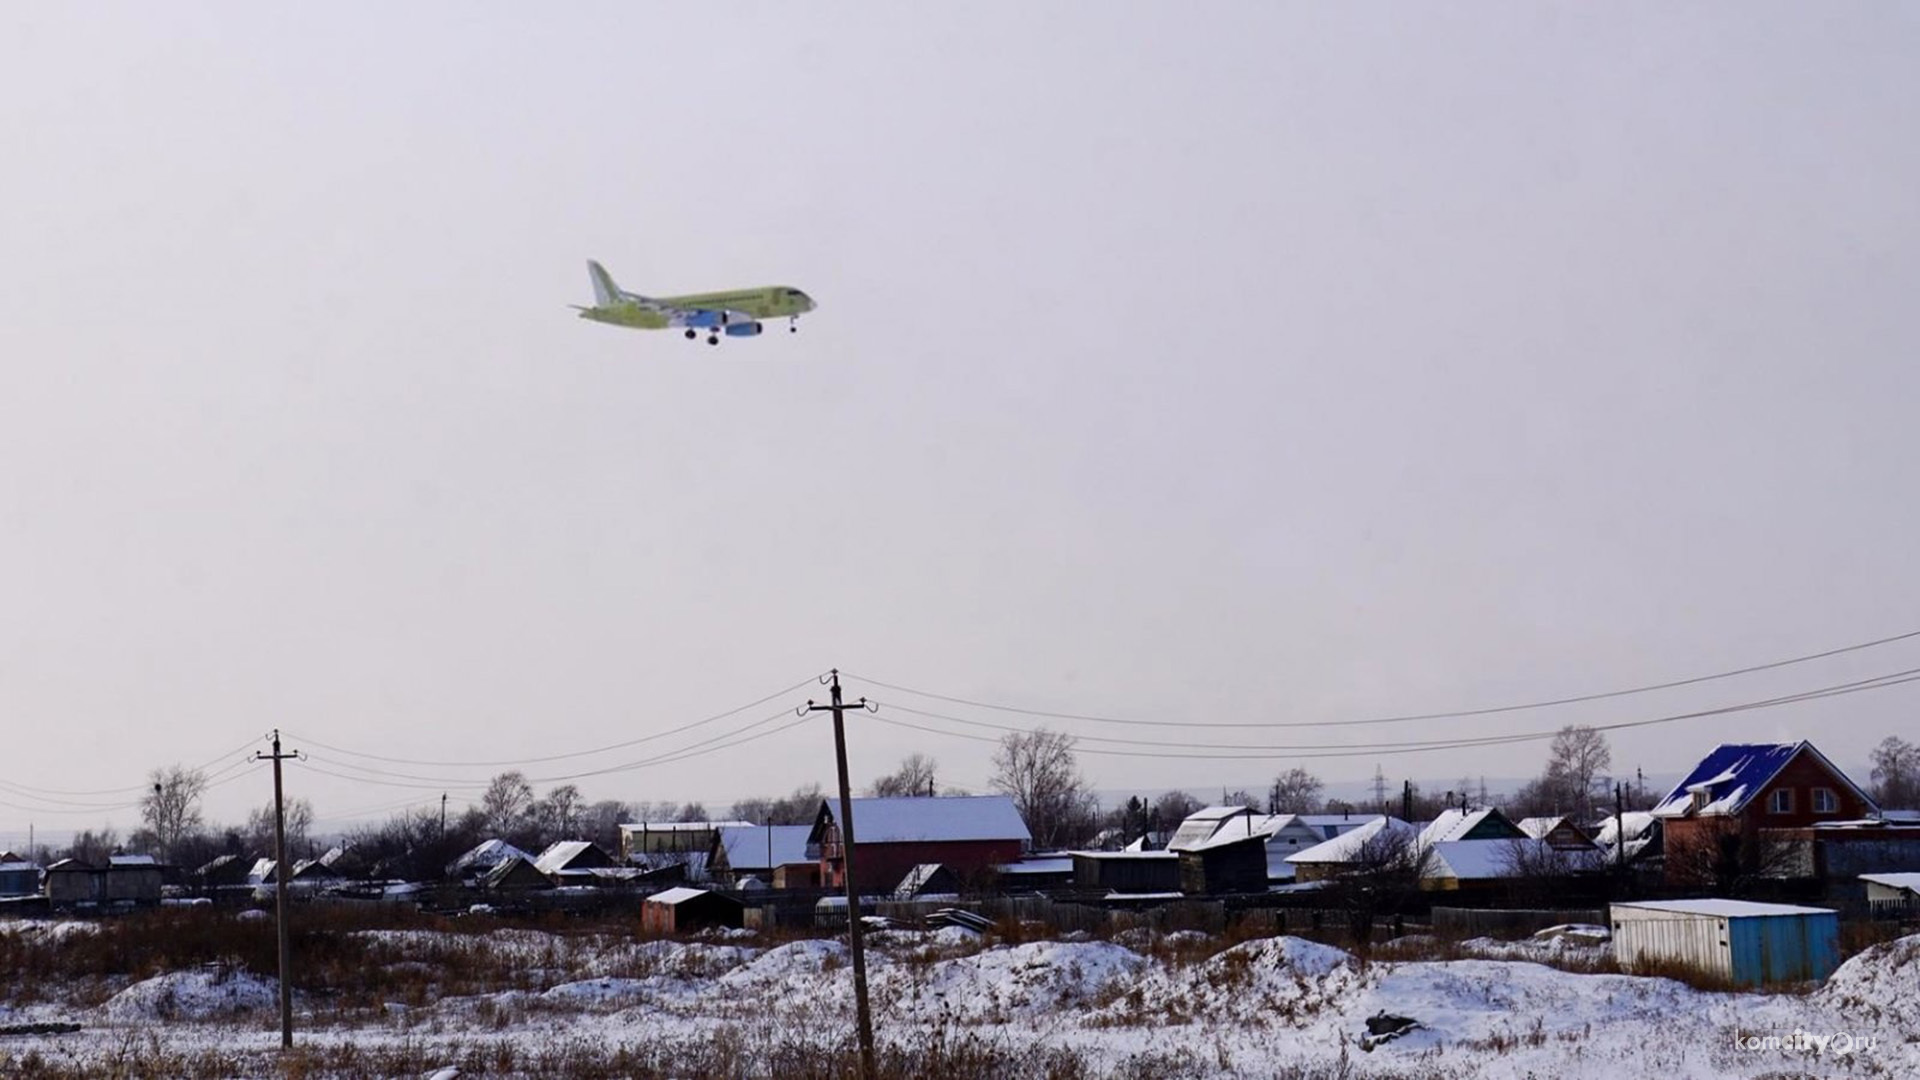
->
[580,285,813,330]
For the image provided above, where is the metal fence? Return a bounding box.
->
[1432,906,1606,938]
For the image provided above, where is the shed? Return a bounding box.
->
[1861,872,1920,915]
[103,856,163,905]
[1071,850,1179,893]
[642,886,744,934]
[44,859,98,904]
[482,855,553,891]
[1610,899,1839,986]
[0,858,41,897]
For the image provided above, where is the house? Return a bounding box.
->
[1591,812,1663,868]
[708,825,814,886]
[893,864,961,900]
[532,841,616,884]
[1610,899,1840,986]
[1417,807,1526,846]
[481,855,552,891]
[1162,807,1333,891]
[447,839,531,882]
[194,854,253,891]
[642,886,744,935]
[808,796,1031,894]
[1652,742,1878,884]
[1517,816,1599,851]
[0,856,41,897]
[1285,817,1418,883]
[1423,838,1593,891]
[619,821,752,862]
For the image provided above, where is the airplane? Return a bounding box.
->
[574,260,816,344]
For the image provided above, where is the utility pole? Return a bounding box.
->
[805,670,876,1080]
[255,730,301,1050]
[1401,779,1412,822]
[440,792,448,837]
[1614,781,1626,883]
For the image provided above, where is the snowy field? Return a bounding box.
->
[0,918,1915,1078]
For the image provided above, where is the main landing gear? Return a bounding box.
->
[684,329,696,340]
[789,317,798,333]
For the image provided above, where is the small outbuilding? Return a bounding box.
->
[642,886,744,935]
[0,856,41,897]
[1610,899,1840,986]
[1861,872,1920,915]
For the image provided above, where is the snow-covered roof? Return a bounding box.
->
[1166,806,1258,850]
[1070,849,1177,861]
[895,863,951,897]
[448,839,531,877]
[1860,872,1920,894]
[1295,815,1373,839]
[108,854,156,867]
[533,841,602,876]
[816,796,1031,845]
[647,886,711,905]
[714,825,813,871]
[1612,899,1835,919]
[1286,816,1416,864]
[1651,742,1875,819]
[1417,808,1513,846]
[1518,816,1563,840]
[1427,839,1551,881]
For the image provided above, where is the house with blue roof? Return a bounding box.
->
[1651,741,1878,886]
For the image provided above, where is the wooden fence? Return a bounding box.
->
[1431,906,1606,938]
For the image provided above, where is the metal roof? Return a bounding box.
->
[814,795,1031,845]
[1612,898,1835,918]
[1651,742,1875,819]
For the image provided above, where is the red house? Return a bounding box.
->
[807,796,1031,894]
[1651,741,1878,884]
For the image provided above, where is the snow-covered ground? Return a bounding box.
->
[0,920,1914,1078]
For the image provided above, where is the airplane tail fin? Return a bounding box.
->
[586,260,624,306]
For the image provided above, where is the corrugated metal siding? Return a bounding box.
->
[1731,911,1838,984]
[1612,904,1838,986]
[1612,906,1733,982]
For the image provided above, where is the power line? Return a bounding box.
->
[867,667,1920,760]
[844,626,1920,729]
[285,674,824,769]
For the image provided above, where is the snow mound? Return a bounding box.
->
[1220,935,1352,978]
[888,941,1146,1022]
[102,968,278,1023]
[1817,933,1920,1029]
[716,938,853,993]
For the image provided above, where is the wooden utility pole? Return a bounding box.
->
[254,730,301,1049]
[805,670,876,1080]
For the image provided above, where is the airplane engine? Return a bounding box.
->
[724,321,764,337]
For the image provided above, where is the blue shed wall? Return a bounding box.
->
[1728,912,1838,985]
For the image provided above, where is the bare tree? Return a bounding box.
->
[1152,790,1203,827]
[245,798,314,858]
[1665,818,1808,896]
[141,765,208,862]
[991,728,1097,849]
[1870,736,1919,809]
[530,784,585,842]
[674,801,708,823]
[581,799,633,851]
[480,771,535,836]
[63,826,121,864]
[1544,725,1612,815]
[869,753,939,797]
[1324,824,1432,951]
[1219,789,1261,811]
[1495,837,1594,906]
[1268,768,1325,815]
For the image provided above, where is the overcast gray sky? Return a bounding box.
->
[3,4,1917,839]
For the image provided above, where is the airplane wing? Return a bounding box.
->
[652,301,760,329]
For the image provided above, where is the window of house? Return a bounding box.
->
[1812,788,1839,813]
[1768,788,1794,814]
